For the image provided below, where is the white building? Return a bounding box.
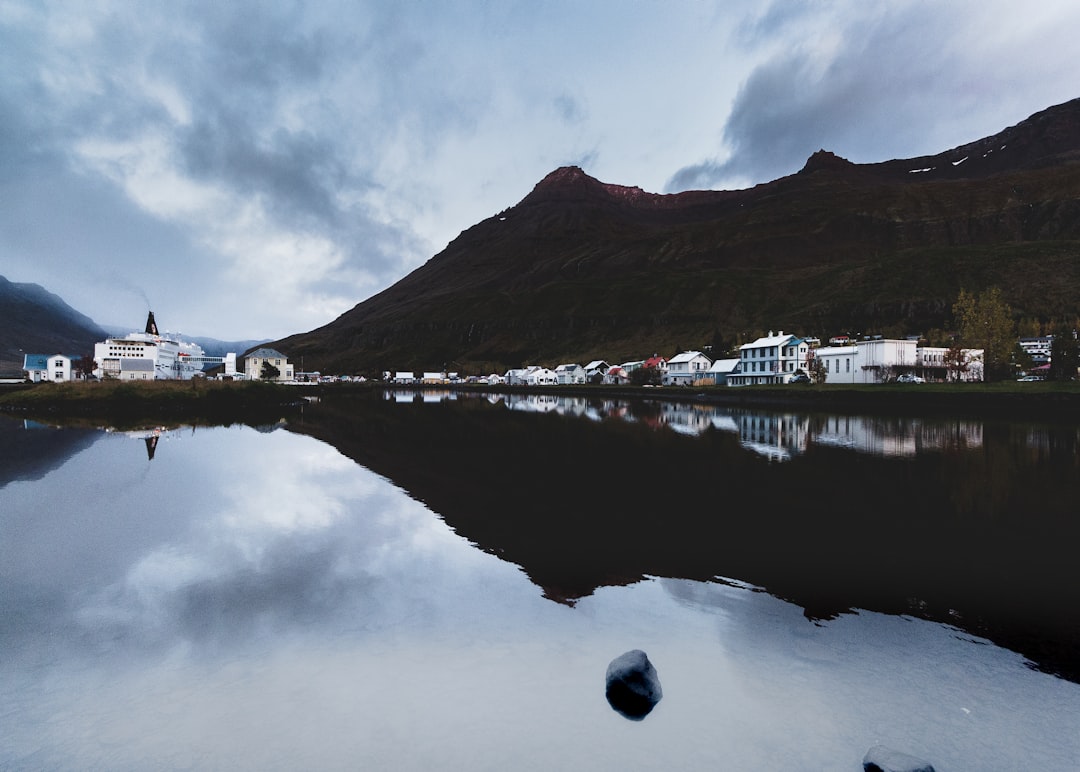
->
[917,346,985,382]
[814,339,915,384]
[705,358,741,386]
[23,353,81,383]
[813,345,859,384]
[663,351,713,386]
[584,360,610,382]
[554,363,586,384]
[524,367,559,386]
[727,332,810,386]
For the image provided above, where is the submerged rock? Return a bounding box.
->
[863,744,936,772]
[605,649,662,720]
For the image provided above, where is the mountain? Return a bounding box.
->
[274,98,1080,374]
[0,276,109,374]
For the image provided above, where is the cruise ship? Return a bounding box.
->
[93,312,220,380]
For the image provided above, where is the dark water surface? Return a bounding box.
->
[2,393,1079,770]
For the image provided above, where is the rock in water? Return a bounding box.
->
[605,649,663,720]
[863,744,936,772]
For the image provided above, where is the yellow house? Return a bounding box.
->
[245,348,295,382]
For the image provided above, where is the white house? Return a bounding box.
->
[584,360,610,382]
[555,363,586,384]
[727,332,810,386]
[705,358,741,386]
[23,353,81,382]
[603,365,630,385]
[245,348,295,382]
[524,367,559,386]
[663,351,712,386]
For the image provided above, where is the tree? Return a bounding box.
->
[260,361,281,380]
[952,287,1016,381]
[943,344,972,382]
[630,366,662,386]
[806,351,827,384]
[74,353,97,380]
[1048,325,1079,381]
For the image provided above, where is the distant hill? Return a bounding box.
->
[272,97,1080,374]
[0,276,108,374]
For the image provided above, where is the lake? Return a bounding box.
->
[2,390,1079,770]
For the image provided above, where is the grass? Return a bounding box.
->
[0,379,312,426]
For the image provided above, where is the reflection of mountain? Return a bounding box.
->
[0,418,101,487]
[290,392,1080,683]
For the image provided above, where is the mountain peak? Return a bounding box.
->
[520,165,664,209]
[800,150,856,175]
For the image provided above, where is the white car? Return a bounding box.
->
[896,373,925,383]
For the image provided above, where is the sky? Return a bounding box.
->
[2,1,1079,342]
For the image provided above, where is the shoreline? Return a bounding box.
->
[3,378,1080,422]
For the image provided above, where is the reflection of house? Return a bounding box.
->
[728,332,810,386]
[245,348,295,381]
[663,351,712,386]
[23,353,81,383]
[734,411,810,461]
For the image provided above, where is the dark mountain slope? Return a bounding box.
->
[274,98,1080,373]
[0,276,109,373]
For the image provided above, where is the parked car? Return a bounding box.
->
[788,373,811,384]
[896,373,925,383]
[1016,375,1044,382]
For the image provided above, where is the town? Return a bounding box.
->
[15,315,1066,387]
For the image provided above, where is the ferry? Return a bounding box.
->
[93,312,215,380]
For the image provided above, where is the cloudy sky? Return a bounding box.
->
[2,1,1078,341]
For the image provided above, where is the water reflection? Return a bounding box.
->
[2,411,1080,770]
[384,390,991,460]
[302,391,1080,683]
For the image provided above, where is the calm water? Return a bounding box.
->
[2,392,1079,770]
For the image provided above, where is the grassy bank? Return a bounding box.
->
[0,379,313,426]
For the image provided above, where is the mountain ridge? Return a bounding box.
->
[271,97,1079,372]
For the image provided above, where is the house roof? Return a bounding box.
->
[668,350,708,364]
[22,354,49,370]
[584,360,609,370]
[740,333,797,350]
[247,347,287,360]
[643,355,667,368]
[707,358,740,373]
[121,358,155,372]
[554,363,581,371]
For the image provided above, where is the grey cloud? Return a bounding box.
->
[553,93,586,125]
[666,3,1049,193]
